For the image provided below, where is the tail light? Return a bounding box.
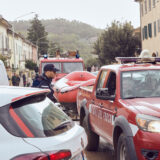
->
[11,150,71,160]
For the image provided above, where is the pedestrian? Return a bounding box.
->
[152,52,157,57]
[12,73,20,86]
[22,73,26,87]
[38,64,59,102]
[16,74,20,86]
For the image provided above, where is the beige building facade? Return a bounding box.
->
[136,0,160,56]
[0,15,38,72]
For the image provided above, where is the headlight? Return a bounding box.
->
[136,114,160,133]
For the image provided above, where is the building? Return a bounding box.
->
[0,16,12,67]
[135,0,160,56]
[0,15,38,72]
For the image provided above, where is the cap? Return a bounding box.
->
[44,64,59,72]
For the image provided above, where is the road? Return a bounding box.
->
[84,137,114,160]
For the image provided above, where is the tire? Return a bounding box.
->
[82,116,99,151]
[117,133,130,160]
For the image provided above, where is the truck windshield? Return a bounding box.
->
[63,62,83,73]
[121,70,160,99]
[42,62,61,73]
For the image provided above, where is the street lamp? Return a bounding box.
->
[12,12,35,69]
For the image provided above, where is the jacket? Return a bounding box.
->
[38,74,57,102]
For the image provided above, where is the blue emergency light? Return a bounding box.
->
[44,54,48,59]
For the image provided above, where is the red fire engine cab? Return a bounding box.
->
[39,54,85,83]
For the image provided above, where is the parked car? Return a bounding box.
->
[0,86,87,160]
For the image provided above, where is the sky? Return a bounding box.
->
[1,0,140,29]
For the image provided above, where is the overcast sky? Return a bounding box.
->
[1,0,140,29]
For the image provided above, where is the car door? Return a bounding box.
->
[101,71,117,143]
[89,69,108,135]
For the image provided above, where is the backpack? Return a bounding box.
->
[32,74,42,87]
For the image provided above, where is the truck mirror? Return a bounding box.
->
[96,88,115,100]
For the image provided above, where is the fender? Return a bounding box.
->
[113,116,138,160]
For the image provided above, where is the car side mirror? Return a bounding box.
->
[96,88,115,100]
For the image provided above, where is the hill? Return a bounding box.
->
[12,18,103,62]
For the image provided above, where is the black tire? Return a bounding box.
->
[82,116,99,151]
[117,133,130,160]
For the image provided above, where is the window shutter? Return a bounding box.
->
[148,23,152,37]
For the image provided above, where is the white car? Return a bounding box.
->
[0,60,9,85]
[0,86,87,160]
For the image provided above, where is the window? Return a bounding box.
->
[121,70,160,99]
[153,0,156,7]
[148,0,151,11]
[105,72,116,96]
[144,26,148,39]
[96,70,107,89]
[141,3,144,16]
[142,28,145,40]
[145,0,147,13]
[158,19,160,32]
[148,23,152,37]
[154,21,156,37]
[42,62,61,73]
[2,96,72,138]
[63,62,83,73]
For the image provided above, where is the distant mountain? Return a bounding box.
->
[12,18,103,61]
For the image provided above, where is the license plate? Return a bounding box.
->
[72,151,87,160]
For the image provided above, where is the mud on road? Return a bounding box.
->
[84,138,115,160]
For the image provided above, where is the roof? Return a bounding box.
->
[101,63,160,72]
[0,17,12,28]
[0,86,50,107]
[40,57,84,63]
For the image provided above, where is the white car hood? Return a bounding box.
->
[23,124,87,158]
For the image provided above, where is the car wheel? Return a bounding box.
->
[117,133,129,160]
[82,116,99,151]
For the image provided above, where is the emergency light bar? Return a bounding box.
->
[115,57,160,64]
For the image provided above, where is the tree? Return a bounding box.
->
[25,60,37,70]
[93,21,141,65]
[27,14,49,56]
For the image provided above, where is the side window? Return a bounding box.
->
[106,72,116,95]
[96,70,107,89]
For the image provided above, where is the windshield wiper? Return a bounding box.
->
[124,96,147,99]
[53,120,72,131]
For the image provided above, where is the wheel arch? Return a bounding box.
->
[113,116,138,160]
[79,98,89,126]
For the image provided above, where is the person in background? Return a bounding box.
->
[12,73,20,86]
[22,73,26,87]
[38,64,59,102]
[152,52,157,57]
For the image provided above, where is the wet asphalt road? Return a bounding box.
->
[84,137,115,160]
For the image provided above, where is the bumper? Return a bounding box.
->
[134,130,160,160]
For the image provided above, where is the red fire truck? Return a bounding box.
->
[77,56,160,160]
[39,56,85,83]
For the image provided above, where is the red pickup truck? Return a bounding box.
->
[77,57,160,160]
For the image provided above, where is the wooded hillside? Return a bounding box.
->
[12,18,102,60]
